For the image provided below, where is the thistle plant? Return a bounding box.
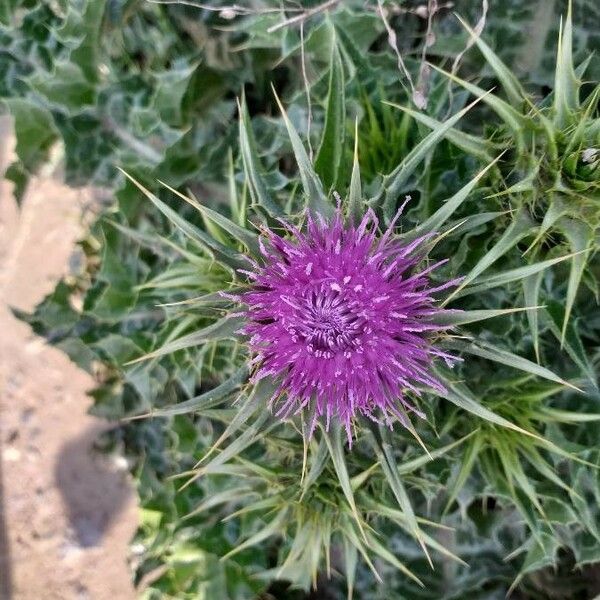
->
[444,377,599,529]
[397,2,599,352]
[120,65,585,591]
[11,2,600,597]
[183,427,473,592]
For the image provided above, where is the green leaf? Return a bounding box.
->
[3,99,57,172]
[385,101,494,162]
[455,251,582,299]
[444,211,505,238]
[186,486,256,520]
[523,271,544,363]
[540,408,600,423]
[129,315,245,363]
[322,422,366,539]
[85,231,139,319]
[443,433,483,514]
[158,180,261,257]
[342,537,358,600]
[523,447,576,495]
[28,62,96,111]
[430,63,527,144]
[510,533,560,592]
[301,436,329,496]
[348,118,362,222]
[0,0,17,25]
[221,508,288,560]
[206,379,277,462]
[192,409,273,480]
[396,431,477,475]
[448,340,579,391]
[223,494,280,522]
[556,217,592,344]
[339,519,381,583]
[408,156,500,238]
[198,378,275,467]
[428,307,535,328]
[375,94,485,219]
[272,86,332,217]
[486,164,538,198]
[106,219,196,262]
[58,0,106,82]
[545,302,597,388]
[553,3,580,128]
[506,455,547,524]
[315,32,345,190]
[434,372,541,439]
[137,263,216,291]
[445,209,534,303]
[456,14,526,108]
[153,62,197,127]
[228,148,246,226]
[365,499,465,563]
[128,366,249,418]
[119,169,245,270]
[238,94,283,217]
[524,197,567,254]
[367,424,432,567]
[3,162,27,203]
[363,529,423,586]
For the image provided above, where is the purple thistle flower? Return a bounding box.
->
[238,207,459,444]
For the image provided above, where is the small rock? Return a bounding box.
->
[3,446,21,462]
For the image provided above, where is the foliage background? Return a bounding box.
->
[2,0,599,598]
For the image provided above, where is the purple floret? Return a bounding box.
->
[238,207,458,444]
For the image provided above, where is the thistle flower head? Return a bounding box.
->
[239,207,457,443]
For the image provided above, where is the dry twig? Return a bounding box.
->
[267,0,341,33]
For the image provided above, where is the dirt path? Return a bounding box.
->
[0,117,137,599]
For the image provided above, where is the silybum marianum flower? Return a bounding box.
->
[238,206,458,443]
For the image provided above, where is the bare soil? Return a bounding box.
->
[0,117,138,599]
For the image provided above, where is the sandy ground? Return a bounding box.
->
[0,117,138,599]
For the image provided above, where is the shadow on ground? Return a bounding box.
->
[55,425,131,548]
[0,115,137,599]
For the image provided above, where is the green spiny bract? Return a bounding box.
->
[427,4,599,345]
